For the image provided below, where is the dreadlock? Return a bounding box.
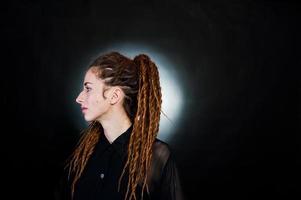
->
[66,52,162,200]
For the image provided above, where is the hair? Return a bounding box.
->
[66,51,162,200]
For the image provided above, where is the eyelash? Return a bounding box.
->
[85,87,91,92]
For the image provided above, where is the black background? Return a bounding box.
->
[2,0,299,199]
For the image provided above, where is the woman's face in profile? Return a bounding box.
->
[75,68,111,122]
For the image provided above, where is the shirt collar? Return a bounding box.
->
[99,124,133,158]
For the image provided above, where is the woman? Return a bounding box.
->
[64,52,185,200]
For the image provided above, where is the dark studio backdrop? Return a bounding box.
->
[2,0,299,199]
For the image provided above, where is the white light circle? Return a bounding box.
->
[71,42,184,142]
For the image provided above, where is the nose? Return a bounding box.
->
[76,91,84,104]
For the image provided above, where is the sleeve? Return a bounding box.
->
[158,152,186,200]
[53,167,72,200]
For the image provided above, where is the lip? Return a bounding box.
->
[81,107,88,113]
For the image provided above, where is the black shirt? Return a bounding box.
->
[58,125,185,200]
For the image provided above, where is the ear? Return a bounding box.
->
[110,87,123,105]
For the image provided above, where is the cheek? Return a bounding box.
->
[90,94,104,107]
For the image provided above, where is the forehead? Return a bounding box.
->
[83,68,104,86]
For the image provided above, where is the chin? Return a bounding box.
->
[84,115,97,122]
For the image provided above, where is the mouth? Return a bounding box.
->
[81,107,88,112]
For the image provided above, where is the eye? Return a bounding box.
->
[85,87,92,92]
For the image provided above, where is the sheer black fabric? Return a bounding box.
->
[55,125,185,200]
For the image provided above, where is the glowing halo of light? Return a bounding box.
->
[70,42,184,142]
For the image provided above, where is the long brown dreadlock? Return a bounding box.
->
[66,52,162,200]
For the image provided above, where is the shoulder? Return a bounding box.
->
[152,138,172,166]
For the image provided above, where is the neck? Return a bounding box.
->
[96,107,132,144]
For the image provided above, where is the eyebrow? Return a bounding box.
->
[84,82,93,86]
